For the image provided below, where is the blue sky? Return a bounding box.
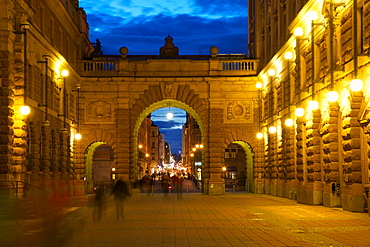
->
[79,0,248,55]
[151,108,186,154]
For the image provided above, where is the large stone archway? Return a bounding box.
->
[75,58,259,195]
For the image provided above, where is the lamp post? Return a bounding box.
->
[37,54,51,125]
[75,84,82,140]
[60,70,69,132]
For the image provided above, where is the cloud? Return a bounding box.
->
[80,0,248,55]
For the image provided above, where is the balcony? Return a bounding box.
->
[77,55,258,77]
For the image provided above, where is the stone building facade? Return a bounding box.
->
[249,0,370,212]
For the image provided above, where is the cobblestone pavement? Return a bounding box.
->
[4,181,370,247]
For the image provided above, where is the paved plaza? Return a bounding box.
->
[3,180,370,247]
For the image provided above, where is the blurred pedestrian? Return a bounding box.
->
[93,183,105,222]
[112,179,131,220]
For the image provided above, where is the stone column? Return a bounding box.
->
[296,117,306,203]
[41,124,51,179]
[342,91,363,211]
[117,107,130,181]
[306,110,323,205]
[59,130,68,179]
[322,102,341,207]
[206,106,225,195]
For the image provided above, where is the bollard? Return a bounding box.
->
[186,186,189,193]
[232,184,236,192]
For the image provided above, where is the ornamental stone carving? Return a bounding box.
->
[87,100,112,121]
[226,101,252,122]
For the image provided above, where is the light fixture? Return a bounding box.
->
[285,118,294,127]
[267,69,276,77]
[269,126,277,134]
[145,153,149,157]
[256,132,263,139]
[284,52,293,60]
[166,101,173,119]
[75,133,82,140]
[20,105,31,115]
[111,167,116,172]
[295,107,305,117]
[61,69,69,77]
[294,27,304,37]
[195,144,199,148]
[199,144,203,148]
[192,147,196,152]
[222,167,227,172]
[190,153,194,157]
[327,91,339,102]
[256,82,263,89]
[307,11,318,21]
[308,100,319,111]
[138,144,143,149]
[349,79,363,92]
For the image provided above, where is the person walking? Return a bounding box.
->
[112,178,131,220]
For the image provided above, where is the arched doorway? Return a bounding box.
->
[132,99,205,185]
[224,141,254,192]
[85,142,115,194]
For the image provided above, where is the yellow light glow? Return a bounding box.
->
[256,82,263,89]
[267,69,276,77]
[190,153,194,157]
[294,27,304,37]
[284,52,293,60]
[112,168,116,172]
[256,132,263,139]
[145,153,149,157]
[307,11,318,21]
[195,144,199,148]
[20,105,31,115]
[269,126,277,134]
[285,118,294,127]
[295,107,305,117]
[75,133,82,140]
[349,79,364,92]
[222,167,227,172]
[308,100,319,110]
[61,69,69,77]
[327,91,339,102]
[138,144,143,149]
[199,144,203,148]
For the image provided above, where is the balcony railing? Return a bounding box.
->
[78,57,258,76]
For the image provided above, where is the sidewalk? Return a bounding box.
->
[5,184,370,247]
[66,190,370,247]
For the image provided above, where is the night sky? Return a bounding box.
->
[79,0,248,55]
[78,0,248,154]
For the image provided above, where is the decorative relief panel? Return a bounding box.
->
[87,100,113,121]
[225,101,253,123]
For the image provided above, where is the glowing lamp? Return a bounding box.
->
[112,168,116,172]
[256,132,263,139]
[269,126,277,134]
[166,112,173,119]
[256,82,263,89]
[294,27,304,37]
[267,69,276,77]
[61,69,69,77]
[192,147,196,152]
[327,91,339,102]
[308,100,319,111]
[285,118,294,127]
[349,79,363,92]
[195,144,199,148]
[295,107,305,117]
[307,11,318,21]
[222,167,227,172]
[138,144,143,149]
[199,144,203,148]
[75,133,82,140]
[20,105,31,115]
[190,153,194,157]
[145,153,149,157]
[284,52,293,60]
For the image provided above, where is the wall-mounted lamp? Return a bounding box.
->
[14,22,31,115]
[75,84,82,140]
[256,132,263,139]
[308,100,319,111]
[285,118,294,127]
[269,126,277,134]
[327,91,339,103]
[37,55,52,126]
[349,79,364,92]
[295,107,305,117]
[138,144,143,149]
[267,69,276,77]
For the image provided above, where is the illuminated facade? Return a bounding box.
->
[249,0,370,212]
